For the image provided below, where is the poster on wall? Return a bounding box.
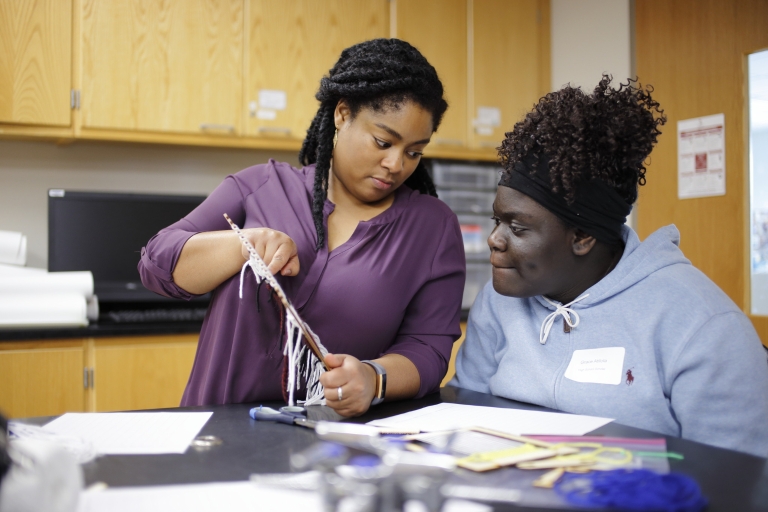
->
[677,113,726,199]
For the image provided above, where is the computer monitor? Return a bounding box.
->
[48,189,208,303]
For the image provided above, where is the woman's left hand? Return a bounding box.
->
[320,353,376,417]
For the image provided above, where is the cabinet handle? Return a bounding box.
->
[434,138,464,146]
[199,123,235,133]
[83,367,95,389]
[257,126,291,136]
[70,89,81,110]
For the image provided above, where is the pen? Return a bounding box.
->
[249,406,317,429]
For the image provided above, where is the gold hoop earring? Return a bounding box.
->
[333,128,338,150]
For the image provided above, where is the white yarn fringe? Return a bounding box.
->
[240,259,328,406]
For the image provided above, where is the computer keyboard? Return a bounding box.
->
[105,307,208,323]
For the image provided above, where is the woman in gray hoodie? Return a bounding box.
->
[452,75,768,458]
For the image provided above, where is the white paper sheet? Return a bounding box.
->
[77,481,321,512]
[367,403,613,436]
[76,481,490,512]
[44,412,213,455]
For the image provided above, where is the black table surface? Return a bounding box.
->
[0,321,203,341]
[28,386,768,512]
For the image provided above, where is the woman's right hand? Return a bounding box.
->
[173,227,300,295]
[240,228,300,277]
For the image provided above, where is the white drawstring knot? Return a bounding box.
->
[539,294,589,344]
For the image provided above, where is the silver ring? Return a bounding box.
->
[190,435,222,449]
[337,386,343,401]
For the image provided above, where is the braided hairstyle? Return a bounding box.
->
[498,75,667,205]
[299,38,448,250]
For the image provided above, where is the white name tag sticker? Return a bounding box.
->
[564,347,626,385]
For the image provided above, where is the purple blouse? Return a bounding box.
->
[139,160,465,406]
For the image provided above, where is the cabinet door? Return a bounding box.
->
[396,0,468,149]
[246,0,389,141]
[81,0,243,135]
[0,341,86,419]
[471,0,549,149]
[92,335,197,412]
[0,0,72,126]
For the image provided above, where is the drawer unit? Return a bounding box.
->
[463,262,492,310]
[439,189,496,214]
[430,160,498,311]
[458,214,495,258]
[431,162,500,190]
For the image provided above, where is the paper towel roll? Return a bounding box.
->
[0,264,45,276]
[0,231,27,266]
[0,272,94,299]
[0,293,88,328]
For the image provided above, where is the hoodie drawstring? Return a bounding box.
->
[539,294,589,344]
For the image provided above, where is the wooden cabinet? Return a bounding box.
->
[0,0,72,127]
[0,340,86,419]
[396,0,550,157]
[90,335,197,412]
[80,0,243,135]
[396,0,469,150]
[0,327,463,418]
[471,0,550,150]
[441,321,466,387]
[246,0,389,142]
[0,0,550,161]
[0,334,198,419]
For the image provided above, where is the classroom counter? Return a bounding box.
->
[24,386,768,512]
[0,320,203,342]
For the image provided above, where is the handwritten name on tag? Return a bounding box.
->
[564,347,626,385]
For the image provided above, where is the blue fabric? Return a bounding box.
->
[555,469,707,511]
[452,225,768,458]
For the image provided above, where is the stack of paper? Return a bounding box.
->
[0,264,97,328]
[367,403,613,436]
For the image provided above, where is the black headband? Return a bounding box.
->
[498,153,632,244]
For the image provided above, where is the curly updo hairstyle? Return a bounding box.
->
[299,38,448,250]
[498,75,667,205]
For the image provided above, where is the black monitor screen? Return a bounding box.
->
[48,189,207,303]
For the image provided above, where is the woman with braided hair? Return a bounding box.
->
[452,76,768,457]
[139,39,465,416]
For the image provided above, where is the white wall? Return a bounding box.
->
[0,140,298,269]
[551,0,633,91]
[550,0,635,227]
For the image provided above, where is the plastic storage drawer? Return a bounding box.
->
[438,189,496,214]
[431,162,499,190]
[458,214,495,257]
[463,262,492,310]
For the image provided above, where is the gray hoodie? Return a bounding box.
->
[452,225,768,458]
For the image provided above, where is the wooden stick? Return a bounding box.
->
[533,467,565,489]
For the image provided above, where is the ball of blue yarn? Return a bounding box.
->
[554,468,707,511]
